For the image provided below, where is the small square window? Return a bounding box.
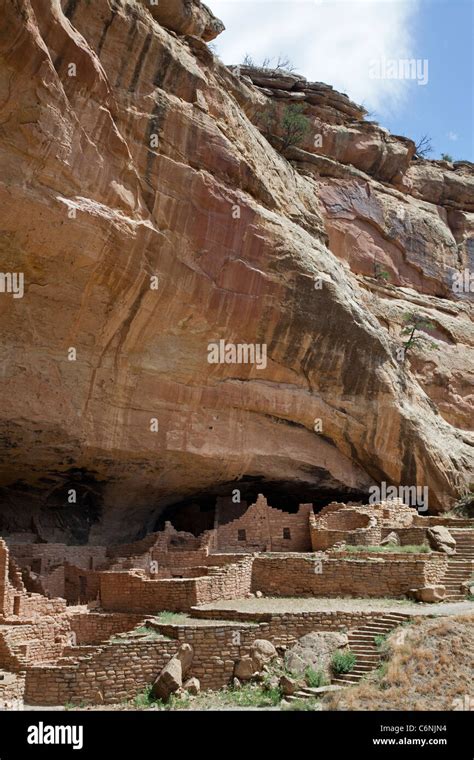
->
[238,529,246,541]
[283,528,291,540]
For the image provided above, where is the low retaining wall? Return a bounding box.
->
[189,608,409,642]
[24,623,258,705]
[251,554,448,597]
[69,613,145,645]
[100,557,253,613]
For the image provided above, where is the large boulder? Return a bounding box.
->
[151,656,182,701]
[408,585,447,603]
[279,674,299,696]
[183,677,200,696]
[151,644,194,701]
[234,656,258,682]
[250,639,278,671]
[175,643,194,676]
[381,531,400,546]
[427,527,456,555]
[284,632,349,678]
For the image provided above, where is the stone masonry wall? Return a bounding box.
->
[251,553,448,597]
[0,540,8,617]
[0,539,67,619]
[68,612,145,645]
[23,606,414,706]
[0,670,25,707]
[0,616,72,670]
[214,496,312,552]
[99,557,253,613]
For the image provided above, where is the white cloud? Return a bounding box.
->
[447,131,458,141]
[210,0,422,116]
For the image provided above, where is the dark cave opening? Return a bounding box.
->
[153,476,371,537]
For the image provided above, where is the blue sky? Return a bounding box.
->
[211,0,474,161]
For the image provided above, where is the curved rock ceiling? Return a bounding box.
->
[0,0,472,542]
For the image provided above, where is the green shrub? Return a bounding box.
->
[373,634,387,649]
[304,667,328,688]
[226,683,282,707]
[155,611,187,622]
[401,311,439,355]
[257,103,310,152]
[331,650,357,674]
[281,104,310,149]
[133,685,155,708]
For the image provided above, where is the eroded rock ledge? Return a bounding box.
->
[0,0,472,542]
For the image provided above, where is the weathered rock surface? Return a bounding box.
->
[146,0,224,41]
[183,676,200,695]
[279,674,299,696]
[427,527,457,555]
[0,0,472,542]
[408,585,447,603]
[381,531,400,546]
[284,631,348,678]
[250,639,278,670]
[151,643,193,700]
[234,656,257,682]
[151,656,182,701]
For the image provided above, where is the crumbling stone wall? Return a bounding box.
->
[0,616,72,670]
[68,612,145,645]
[24,623,268,705]
[310,500,420,550]
[0,540,9,617]
[99,556,254,613]
[0,670,25,707]
[0,539,67,619]
[214,496,312,552]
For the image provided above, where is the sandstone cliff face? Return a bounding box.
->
[0,0,472,542]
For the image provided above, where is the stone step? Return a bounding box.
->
[332,674,363,683]
[349,633,387,640]
[350,644,379,650]
[445,569,471,574]
[335,675,368,683]
[351,664,377,671]
[444,570,471,580]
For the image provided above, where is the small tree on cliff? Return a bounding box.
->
[373,259,390,282]
[257,103,310,152]
[414,134,434,159]
[401,312,438,355]
[281,104,311,150]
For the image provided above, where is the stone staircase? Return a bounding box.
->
[331,612,411,686]
[442,529,474,601]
